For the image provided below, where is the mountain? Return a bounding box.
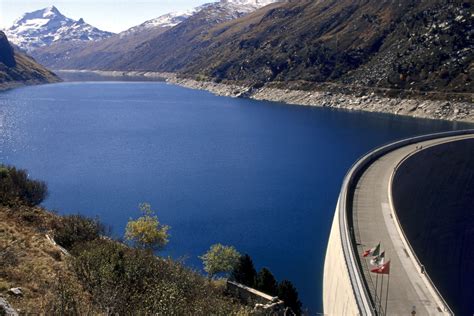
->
[32,0,282,70]
[32,0,472,96]
[5,6,113,52]
[178,0,473,94]
[120,6,208,36]
[30,5,209,69]
[0,31,59,89]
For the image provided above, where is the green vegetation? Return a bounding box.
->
[256,268,278,297]
[231,254,257,287]
[70,240,247,315]
[0,166,247,314]
[230,254,302,315]
[0,166,302,314]
[278,280,302,315]
[0,165,48,207]
[200,243,241,279]
[53,214,105,250]
[125,202,170,251]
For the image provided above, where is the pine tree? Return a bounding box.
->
[278,280,302,315]
[231,254,257,287]
[256,267,278,296]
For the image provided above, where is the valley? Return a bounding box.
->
[7,0,469,122]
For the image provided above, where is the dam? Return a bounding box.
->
[323,130,474,315]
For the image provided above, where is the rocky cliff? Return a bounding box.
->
[0,31,59,90]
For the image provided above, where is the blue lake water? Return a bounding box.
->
[0,82,471,313]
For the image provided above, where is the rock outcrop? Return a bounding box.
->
[0,31,60,90]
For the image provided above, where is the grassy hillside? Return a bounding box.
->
[0,165,250,314]
[0,31,59,89]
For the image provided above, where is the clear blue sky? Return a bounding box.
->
[0,0,212,33]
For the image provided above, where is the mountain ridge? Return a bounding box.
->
[32,0,472,97]
[31,0,283,70]
[5,6,113,52]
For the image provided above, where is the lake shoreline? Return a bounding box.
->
[55,69,474,123]
[3,81,471,313]
[0,79,61,92]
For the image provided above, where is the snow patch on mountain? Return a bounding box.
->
[119,7,207,37]
[120,0,279,37]
[5,6,113,52]
[196,0,281,24]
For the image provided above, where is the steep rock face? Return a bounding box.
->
[0,32,16,67]
[5,6,113,52]
[32,0,282,70]
[0,31,59,87]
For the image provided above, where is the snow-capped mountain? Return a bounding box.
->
[220,0,280,13]
[120,7,207,37]
[120,0,279,36]
[32,0,282,70]
[5,6,113,52]
[191,0,282,24]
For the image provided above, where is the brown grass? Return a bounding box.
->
[0,206,92,313]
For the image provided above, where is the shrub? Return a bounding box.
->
[53,214,105,250]
[124,203,170,251]
[0,165,48,206]
[70,240,248,315]
[43,272,94,315]
[200,244,241,279]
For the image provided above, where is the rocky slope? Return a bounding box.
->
[5,6,113,53]
[178,0,473,95]
[0,31,59,90]
[169,75,474,123]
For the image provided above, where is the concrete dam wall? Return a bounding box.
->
[323,130,473,315]
[392,138,474,315]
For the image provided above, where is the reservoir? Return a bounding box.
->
[0,82,470,313]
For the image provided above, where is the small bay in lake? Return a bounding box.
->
[0,82,470,313]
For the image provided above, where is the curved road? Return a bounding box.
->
[352,134,474,315]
